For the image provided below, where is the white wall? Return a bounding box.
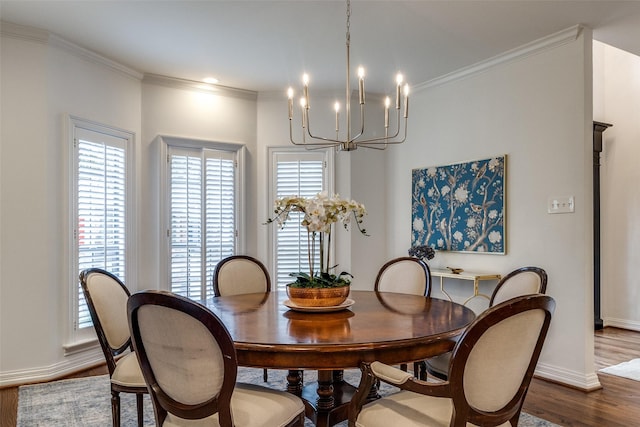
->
[594,41,640,329]
[139,78,258,291]
[0,28,259,385]
[384,28,598,389]
[1,28,142,382]
[2,22,601,392]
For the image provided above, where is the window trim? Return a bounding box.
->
[267,146,334,289]
[66,115,137,349]
[157,135,246,292]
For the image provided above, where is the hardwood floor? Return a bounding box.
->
[1,327,640,426]
[523,327,640,426]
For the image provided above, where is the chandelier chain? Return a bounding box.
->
[346,0,351,46]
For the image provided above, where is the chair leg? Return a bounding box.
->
[111,390,120,427]
[136,393,144,427]
[415,361,427,381]
[263,368,268,382]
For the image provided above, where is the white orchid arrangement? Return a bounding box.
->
[267,192,368,287]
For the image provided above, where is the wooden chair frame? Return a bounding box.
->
[128,290,304,427]
[349,294,555,427]
[213,255,272,381]
[375,256,432,378]
[427,265,548,381]
[79,268,146,427]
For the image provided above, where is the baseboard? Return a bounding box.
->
[534,361,602,392]
[603,317,640,332]
[0,347,104,388]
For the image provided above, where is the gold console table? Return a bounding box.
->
[430,269,502,305]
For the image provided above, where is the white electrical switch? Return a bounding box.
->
[548,196,575,214]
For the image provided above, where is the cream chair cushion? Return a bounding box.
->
[138,305,224,404]
[357,309,545,427]
[111,352,146,388]
[163,383,305,427]
[377,260,427,295]
[463,310,545,411]
[86,273,130,349]
[491,271,543,306]
[355,392,510,427]
[216,258,268,296]
[131,294,304,427]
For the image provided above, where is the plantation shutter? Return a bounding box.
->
[169,147,236,300]
[273,152,325,289]
[75,129,127,329]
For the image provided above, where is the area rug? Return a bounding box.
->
[18,367,559,426]
[599,358,640,381]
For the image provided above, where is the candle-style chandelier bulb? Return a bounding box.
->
[287,0,408,151]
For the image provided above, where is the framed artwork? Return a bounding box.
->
[411,155,506,254]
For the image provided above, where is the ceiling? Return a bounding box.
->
[2,1,640,95]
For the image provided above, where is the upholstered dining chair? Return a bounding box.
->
[127,290,306,427]
[349,294,555,427]
[79,268,146,427]
[213,255,272,381]
[425,266,548,380]
[374,256,432,297]
[375,256,432,378]
[213,255,271,296]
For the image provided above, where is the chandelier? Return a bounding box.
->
[287,0,409,151]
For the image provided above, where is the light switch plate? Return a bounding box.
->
[548,196,575,214]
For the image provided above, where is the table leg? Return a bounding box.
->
[316,370,335,411]
[462,279,491,305]
[440,277,454,301]
[286,369,303,395]
[299,370,361,427]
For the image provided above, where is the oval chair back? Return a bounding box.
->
[374,256,431,296]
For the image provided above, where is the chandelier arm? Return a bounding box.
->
[356,131,407,146]
[349,109,405,145]
[290,108,343,147]
[286,0,408,151]
[290,119,339,147]
[305,114,344,144]
[352,117,408,146]
[292,107,407,147]
[357,143,388,150]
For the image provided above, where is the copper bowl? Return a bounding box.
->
[286,285,350,307]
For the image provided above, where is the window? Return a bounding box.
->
[70,116,134,339]
[268,148,333,289]
[162,138,244,300]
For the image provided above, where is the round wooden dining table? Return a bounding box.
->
[205,290,475,427]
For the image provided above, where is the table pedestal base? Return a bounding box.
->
[289,370,379,427]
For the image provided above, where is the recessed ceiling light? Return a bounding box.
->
[203,77,218,85]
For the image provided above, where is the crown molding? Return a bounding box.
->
[48,33,143,80]
[414,25,583,92]
[143,73,257,101]
[1,20,143,81]
[0,20,49,42]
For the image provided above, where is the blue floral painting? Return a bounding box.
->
[411,156,506,254]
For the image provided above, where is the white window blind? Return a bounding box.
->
[74,128,127,329]
[168,147,236,300]
[271,151,328,289]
